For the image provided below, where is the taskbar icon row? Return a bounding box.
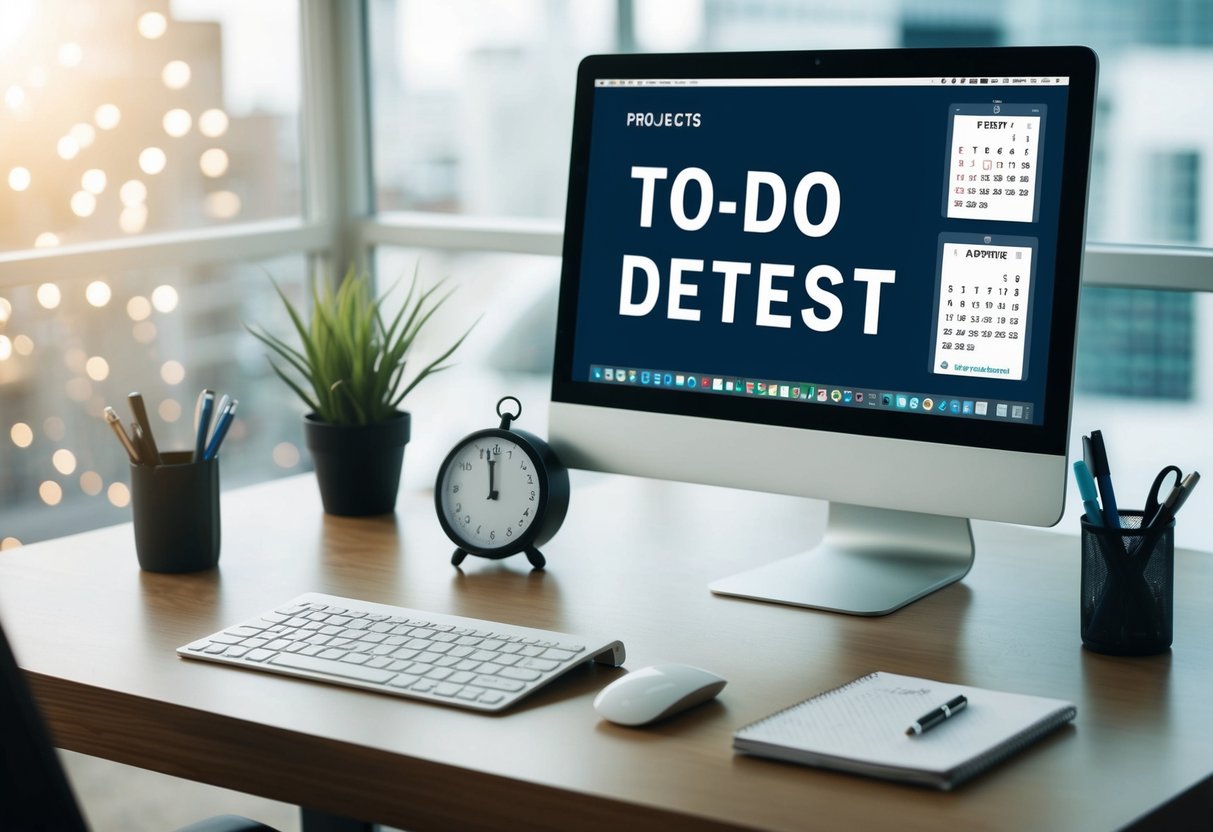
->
[588,365,1035,422]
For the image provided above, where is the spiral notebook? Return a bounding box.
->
[733,671,1076,790]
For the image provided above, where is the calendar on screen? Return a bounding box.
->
[929,233,1038,382]
[943,103,1046,224]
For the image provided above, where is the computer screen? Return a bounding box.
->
[550,47,1097,614]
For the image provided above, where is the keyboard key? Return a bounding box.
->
[269,653,395,684]
[498,667,542,682]
[473,675,525,692]
[517,657,559,672]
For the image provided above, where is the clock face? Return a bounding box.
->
[438,433,543,552]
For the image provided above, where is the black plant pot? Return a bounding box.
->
[303,411,411,516]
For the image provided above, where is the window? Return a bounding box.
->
[2,1,1210,551]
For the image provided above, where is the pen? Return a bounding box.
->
[202,399,238,461]
[1145,471,1200,532]
[906,695,967,736]
[1072,460,1103,527]
[194,389,215,462]
[103,406,141,464]
[1083,431,1120,528]
[128,392,162,466]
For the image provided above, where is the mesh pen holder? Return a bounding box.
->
[1080,511,1173,656]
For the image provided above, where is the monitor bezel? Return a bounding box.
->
[551,46,1098,457]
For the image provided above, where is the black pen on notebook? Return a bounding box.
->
[906,695,967,736]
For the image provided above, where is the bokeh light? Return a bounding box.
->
[203,190,242,219]
[69,122,96,148]
[82,168,106,194]
[107,482,130,508]
[70,190,97,217]
[158,398,182,422]
[80,471,103,496]
[36,283,61,309]
[119,203,148,234]
[198,108,229,137]
[151,284,179,313]
[0,336,11,361]
[85,355,109,381]
[119,179,147,206]
[139,147,167,175]
[13,335,33,355]
[57,42,82,68]
[199,148,229,178]
[39,480,63,506]
[160,359,186,385]
[162,60,191,90]
[10,422,33,448]
[272,442,301,468]
[163,108,192,137]
[52,449,77,475]
[138,11,167,39]
[95,103,121,130]
[8,166,30,191]
[34,232,60,248]
[127,296,152,321]
[57,135,80,160]
[85,280,111,307]
[0,538,21,551]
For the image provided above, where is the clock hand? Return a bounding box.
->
[487,459,499,500]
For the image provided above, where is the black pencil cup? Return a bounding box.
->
[1080,511,1173,655]
[130,451,220,573]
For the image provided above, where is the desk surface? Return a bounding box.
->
[2,472,1212,831]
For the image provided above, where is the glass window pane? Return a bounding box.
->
[373,247,560,488]
[0,256,311,548]
[370,0,1212,248]
[1066,291,1212,551]
[0,0,300,252]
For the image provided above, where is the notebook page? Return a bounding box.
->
[738,671,1070,773]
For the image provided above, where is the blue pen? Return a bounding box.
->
[1072,460,1104,527]
[202,399,238,461]
[194,390,215,462]
[1083,430,1121,528]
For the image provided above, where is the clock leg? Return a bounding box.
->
[524,546,546,570]
[451,548,468,567]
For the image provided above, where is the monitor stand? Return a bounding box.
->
[709,502,975,616]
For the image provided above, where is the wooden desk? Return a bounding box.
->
[2,472,1212,831]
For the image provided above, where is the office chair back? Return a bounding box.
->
[0,612,90,832]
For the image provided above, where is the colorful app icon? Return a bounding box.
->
[701,377,711,388]
[996,403,1009,417]
[664,373,673,386]
[808,385,817,399]
[686,376,696,388]
[757,383,766,395]
[909,397,919,410]
[592,367,603,380]
[895,394,908,409]
[938,399,948,412]
[604,368,614,381]
[713,378,724,391]
[746,382,755,394]
[949,400,961,414]
[962,400,974,415]
[841,390,851,403]
[791,387,801,399]
[627,370,637,383]
[779,385,790,398]
[922,397,934,411]
[975,401,988,415]
[881,393,892,406]
[675,375,685,386]
[831,389,843,402]
[1011,405,1024,419]
[854,392,864,403]
[652,373,662,386]
[817,388,828,402]
[641,371,651,384]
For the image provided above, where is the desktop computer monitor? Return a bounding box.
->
[549,47,1098,615]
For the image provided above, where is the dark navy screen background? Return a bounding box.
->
[571,82,1071,412]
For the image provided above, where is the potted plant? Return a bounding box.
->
[247,265,473,516]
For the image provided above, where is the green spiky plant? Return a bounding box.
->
[246,265,474,425]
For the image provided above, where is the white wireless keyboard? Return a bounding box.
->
[179,592,626,712]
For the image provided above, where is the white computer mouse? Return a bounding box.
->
[593,663,727,726]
